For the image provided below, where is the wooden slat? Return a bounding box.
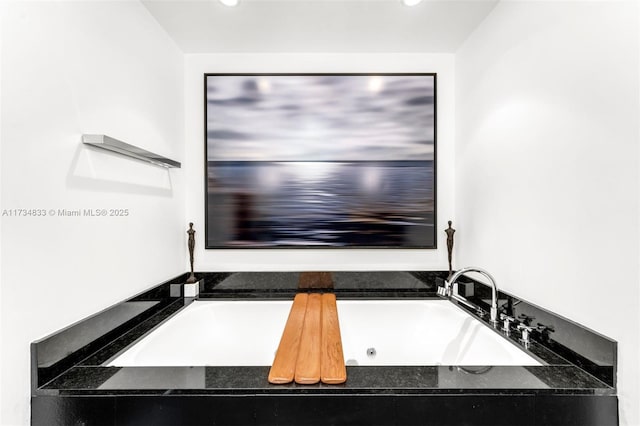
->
[294,293,322,384]
[321,293,347,384]
[268,293,308,384]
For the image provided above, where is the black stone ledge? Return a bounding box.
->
[32,271,616,402]
[31,298,182,390]
[78,299,189,366]
[197,271,442,295]
[31,272,197,392]
[198,290,441,300]
[31,271,442,393]
[454,275,617,388]
[42,365,612,396]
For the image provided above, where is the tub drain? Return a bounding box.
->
[366,347,377,358]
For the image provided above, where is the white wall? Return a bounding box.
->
[0,5,4,418]
[185,53,455,271]
[0,2,185,425]
[455,2,639,425]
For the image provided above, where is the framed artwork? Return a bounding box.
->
[205,74,436,248]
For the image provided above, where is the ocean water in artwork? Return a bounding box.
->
[207,161,434,247]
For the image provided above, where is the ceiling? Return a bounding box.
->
[141,0,499,53]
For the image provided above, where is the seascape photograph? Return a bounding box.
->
[205,74,436,247]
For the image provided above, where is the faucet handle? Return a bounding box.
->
[536,322,555,343]
[500,314,515,333]
[438,279,453,297]
[518,313,535,326]
[437,284,447,297]
[536,322,555,333]
[517,323,534,344]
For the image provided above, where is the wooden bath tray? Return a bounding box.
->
[268,292,346,385]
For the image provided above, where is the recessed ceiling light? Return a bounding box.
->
[219,0,239,7]
[402,0,422,6]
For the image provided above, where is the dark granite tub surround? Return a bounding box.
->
[198,270,443,297]
[32,295,185,390]
[452,275,617,388]
[42,365,610,395]
[31,271,618,426]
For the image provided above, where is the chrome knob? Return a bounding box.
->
[500,314,515,334]
[517,323,534,344]
[518,313,535,326]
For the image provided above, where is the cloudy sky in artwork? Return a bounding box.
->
[206,75,435,161]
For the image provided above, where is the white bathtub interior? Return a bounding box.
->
[107,299,543,367]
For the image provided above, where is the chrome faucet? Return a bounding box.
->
[441,267,500,325]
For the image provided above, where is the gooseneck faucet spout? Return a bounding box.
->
[443,267,500,325]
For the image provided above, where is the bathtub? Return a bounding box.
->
[107,299,542,367]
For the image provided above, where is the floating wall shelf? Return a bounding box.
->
[82,134,181,168]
